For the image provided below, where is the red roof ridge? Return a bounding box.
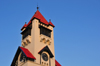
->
[21,23,27,30]
[20,47,36,60]
[31,10,48,24]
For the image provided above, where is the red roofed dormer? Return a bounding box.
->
[11,46,36,66]
[20,47,36,60]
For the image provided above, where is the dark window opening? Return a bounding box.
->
[15,60,18,66]
[20,53,26,62]
[40,26,51,37]
[21,27,31,39]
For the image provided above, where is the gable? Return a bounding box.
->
[38,46,54,58]
[11,46,36,66]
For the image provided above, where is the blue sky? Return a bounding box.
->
[0,0,100,66]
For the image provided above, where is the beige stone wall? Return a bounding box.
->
[21,19,55,66]
[27,60,42,66]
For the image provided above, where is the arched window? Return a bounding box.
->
[20,53,26,62]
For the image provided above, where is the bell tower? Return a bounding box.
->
[11,8,61,66]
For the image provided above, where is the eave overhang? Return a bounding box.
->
[11,46,36,66]
[38,46,54,58]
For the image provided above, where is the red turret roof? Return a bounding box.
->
[21,10,55,30]
[21,23,27,30]
[48,21,55,27]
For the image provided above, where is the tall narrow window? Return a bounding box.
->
[20,53,26,62]
[21,27,31,39]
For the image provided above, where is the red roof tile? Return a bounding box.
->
[30,10,48,25]
[21,10,55,30]
[48,21,55,27]
[55,60,61,66]
[21,23,27,30]
[20,47,36,60]
[11,46,36,66]
[27,20,32,27]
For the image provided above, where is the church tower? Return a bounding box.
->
[11,8,61,66]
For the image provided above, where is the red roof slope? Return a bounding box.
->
[21,10,55,30]
[48,21,55,27]
[30,10,48,25]
[20,47,36,60]
[55,60,61,66]
[21,23,27,30]
[11,46,36,66]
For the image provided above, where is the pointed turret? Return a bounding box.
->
[48,19,55,27]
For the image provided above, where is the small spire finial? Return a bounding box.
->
[37,4,39,10]
[25,22,27,24]
[49,19,51,22]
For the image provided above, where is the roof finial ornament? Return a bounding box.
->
[25,22,27,24]
[49,19,51,22]
[37,3,39,10]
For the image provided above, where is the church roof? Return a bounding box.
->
[55,60,61,66]
[11,46,36,66]
[21,10,55,30]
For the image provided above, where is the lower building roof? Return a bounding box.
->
[11,46,36,66]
